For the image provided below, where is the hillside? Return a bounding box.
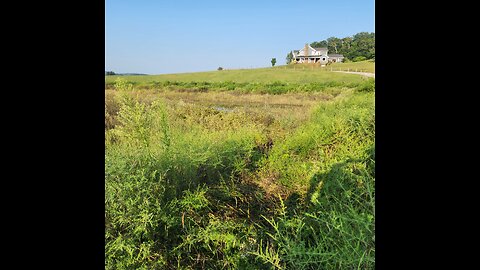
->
[105,61,374,86]
[278,60,375,73]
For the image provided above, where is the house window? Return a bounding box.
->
[322,57,325,61]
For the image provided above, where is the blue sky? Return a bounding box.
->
[105,0,374,74]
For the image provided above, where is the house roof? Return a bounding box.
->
[294,54,327,57]
[328,54,344,57]
[293,46,328,57]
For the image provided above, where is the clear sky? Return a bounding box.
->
[105,0,374,74]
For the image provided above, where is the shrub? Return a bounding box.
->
[356,78,375,93]
[114,78,134,91]
[352,56,367,62]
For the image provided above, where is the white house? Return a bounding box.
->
[291,44,344,65]
[327,54,345,63]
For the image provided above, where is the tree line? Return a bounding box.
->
[287,32,375,63]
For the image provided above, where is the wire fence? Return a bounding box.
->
[289,66,372,73]
[221,65,372,73]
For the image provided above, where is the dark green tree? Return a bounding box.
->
[350,32,375,59]
[271,58,277,67]
[327,37,341,54]
[340,37,352,52]
[292,32,375,61]
[310,41,328,48]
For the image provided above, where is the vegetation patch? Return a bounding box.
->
[105,76,375,269]
[105,78,365,96]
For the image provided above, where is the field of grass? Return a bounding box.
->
[280,60,375,73]
[328,59,375,72]
[105,61,373,84]
[105,69,375,269]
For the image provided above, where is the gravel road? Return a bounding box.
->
[333,71,375,78]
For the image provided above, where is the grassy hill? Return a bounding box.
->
[105,60,374,85]
[279,60,375,73]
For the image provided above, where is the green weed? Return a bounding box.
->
[105,80,375,269]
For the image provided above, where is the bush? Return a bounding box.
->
[218,67,224,71]
[352,56,367,62]
[356,78,375,92]
[114,78,134,91]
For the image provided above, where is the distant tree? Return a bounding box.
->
[106,71,116,75]
[271,58,277,67]
[351,32,375,59]
[286,52,293,64]
[340,37,352,51]
[217,67,223,71]
[310,41,328,48]
[327,37,341,54]
[295,32,374,61]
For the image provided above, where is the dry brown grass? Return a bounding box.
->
[161,90,325,131]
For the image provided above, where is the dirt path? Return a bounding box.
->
[333,71,375,78]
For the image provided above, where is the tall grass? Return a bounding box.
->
[105,80,366,95]
[105,79,375,269]
[253,92,375,269]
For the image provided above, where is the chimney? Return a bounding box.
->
[304,43,309,56]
